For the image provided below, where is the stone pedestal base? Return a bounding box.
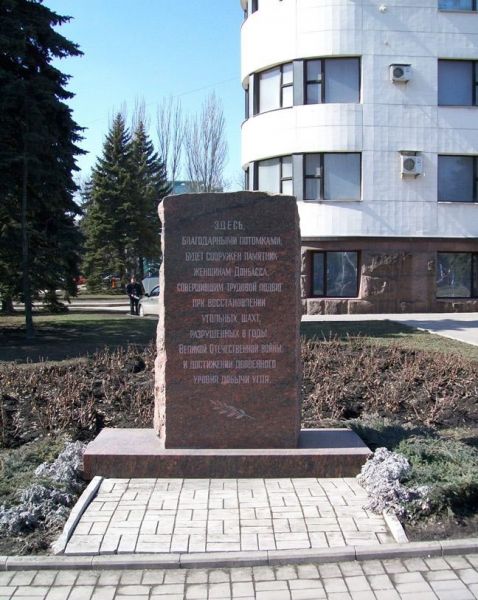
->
[82,429,371,480]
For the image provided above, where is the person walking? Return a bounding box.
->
[126,276,143,316]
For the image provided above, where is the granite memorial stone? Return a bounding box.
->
[154,192,301,449]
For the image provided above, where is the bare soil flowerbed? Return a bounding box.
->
[0,345,155,448]
[1,321,478,552]
[302,338,478,429]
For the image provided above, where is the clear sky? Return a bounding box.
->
[44,0,244,190]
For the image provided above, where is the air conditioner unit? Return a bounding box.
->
[390,64,412,83]
[401,155,423,177]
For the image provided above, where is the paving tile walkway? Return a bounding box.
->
[2,554,478,599]
[65,478,393,556]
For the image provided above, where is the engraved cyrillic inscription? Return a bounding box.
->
[176,218,286,386]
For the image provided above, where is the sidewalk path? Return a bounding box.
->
[2,554,478,599]
[65,478,393,556]
[57,299,130,314]
[13,299,130,313]
[303,312,478,347]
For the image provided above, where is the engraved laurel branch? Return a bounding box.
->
[210,399,255,420]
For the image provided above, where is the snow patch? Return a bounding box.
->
[0,441,86,536]
[357,447,430,517]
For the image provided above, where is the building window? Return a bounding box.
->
[281,64,293,107]
[437,253,478,298]
[244,166,250,191]
[280,156,293,194]
[253,153,361,200]
[256,156,293,194]
[250,58,360,116]
[305,153,361,201]
[243,0,259,19]
[257,63,293,114]
[311,252,359,297]
[245,76,254,120]
[304,154,321,200]
[439,0,477,10]
[305,58,360,104]
[438,155,477,202]
[438,60,478,106]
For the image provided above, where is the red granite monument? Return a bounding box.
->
[83,192,370,479]
[154,192,301,449]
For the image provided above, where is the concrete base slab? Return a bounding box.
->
[82,428,371,479]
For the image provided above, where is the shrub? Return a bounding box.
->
[0,436,67,506]
[0,344,155,447]
[397,436,478,517]
[302,337,478,429]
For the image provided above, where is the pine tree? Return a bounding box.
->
[0,0,84,335]
[82,114,170,287]
[82,113,133,289]
[130,119,170,278]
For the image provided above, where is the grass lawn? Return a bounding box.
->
[0,313,157,364]
[74,292,125,300]
[301,319,478,361]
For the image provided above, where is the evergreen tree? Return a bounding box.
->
[129,119,170,278]
[82,114,170,287]
[82,113,133,289]
[0,0,83,335]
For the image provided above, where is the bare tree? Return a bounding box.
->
[184,92,228,193]
[230,169,248,191]
[156,96,184,186]
[131,98,149,133]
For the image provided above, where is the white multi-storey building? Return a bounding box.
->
[240,0,478,314]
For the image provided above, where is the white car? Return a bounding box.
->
[138,285,160,317]
[142,276,159,295]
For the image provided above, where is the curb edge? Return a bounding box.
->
[50,476,103,556]
[382,511,409,544]
[2,539,478,571]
